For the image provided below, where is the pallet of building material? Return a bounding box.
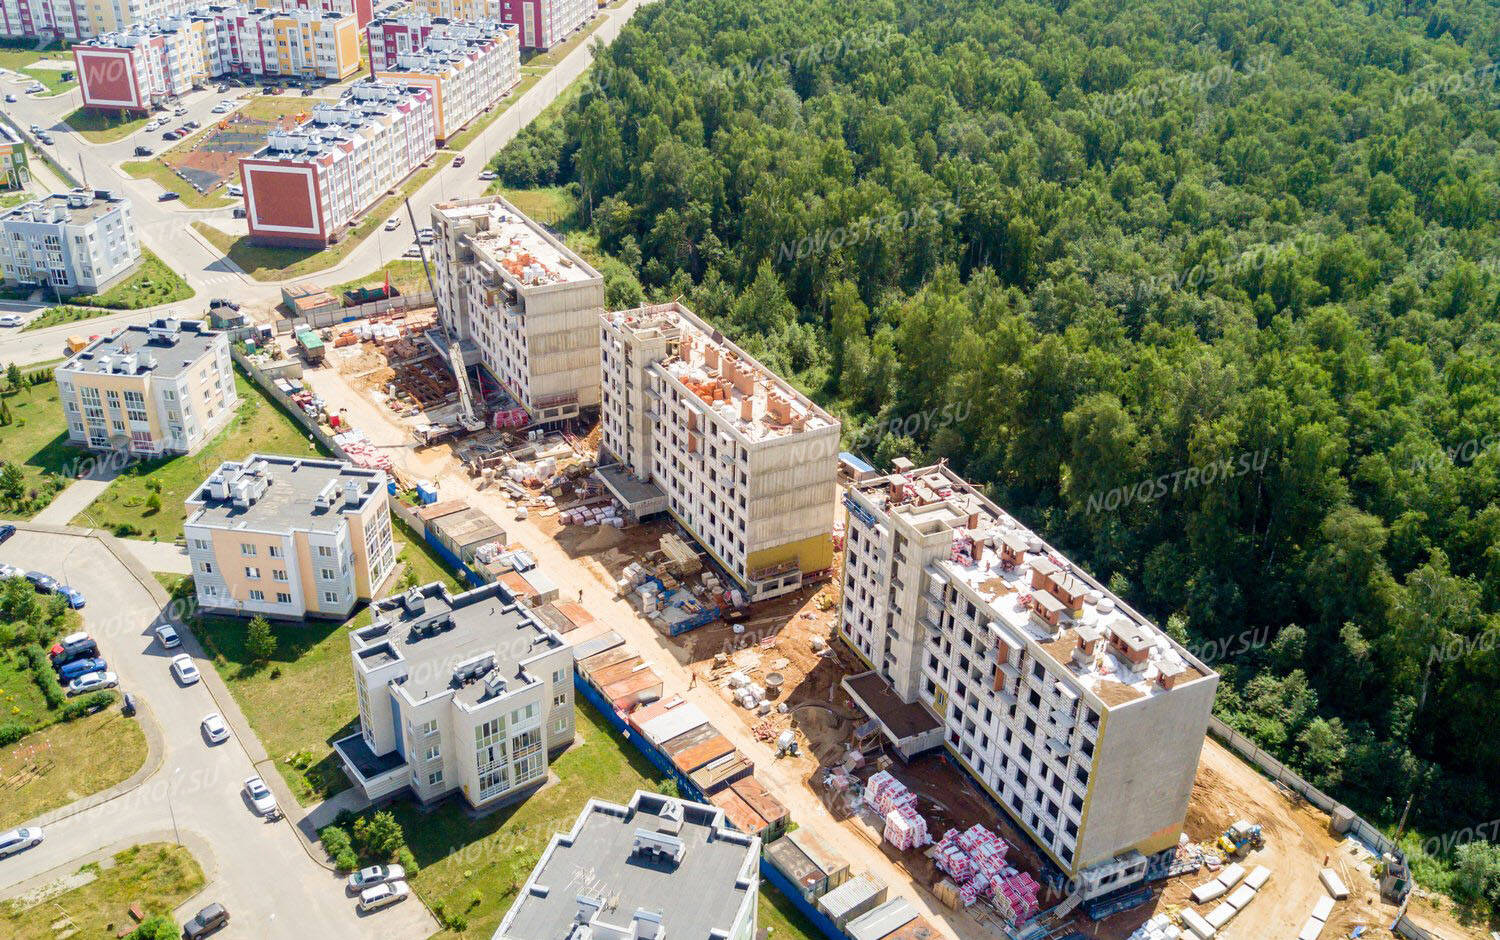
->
[1318,868,1349,899]
[1178,907,1215,940]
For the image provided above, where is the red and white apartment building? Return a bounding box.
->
[239,79,436,247]
[416,0,590,50]
[367,15,519,141]
[0,0,191,41]
[249,0,369,28]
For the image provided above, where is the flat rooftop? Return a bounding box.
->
[496,791,757,940]
[256,79,429,161]
[61,318,219,381]
[853,463,1212,706]
[435,195,600,289]
[844,670,941,738]
[606,302,838,443]
[185,455,384,533]
[2,189,128,228]
[353,581,564,705]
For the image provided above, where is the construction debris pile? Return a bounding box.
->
[334,428,394,471]
[865,771,931,850]
[621,561,723,637]
[272,377,393,471]
[932,824,1041,921]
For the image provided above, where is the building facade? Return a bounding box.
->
[368,15,519,141]
[54,317,236,455]
[0,189,140,295]
[0,0,192,40]
[431,195,604,423]
[213,4,361,82]
[240,79,436,246]
[418,0,588,49]
[334,581,575,808]
[184,455,397,619]
[496,790,760,940]
[0,124,30,191]
[838,459,1218,881]
[249,0,369,28]
[597,302,841,601]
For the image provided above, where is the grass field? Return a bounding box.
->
[488,186,576,226]
[327,260,428,299]
[77,370,327,540]
[0,843,203,940]
[20,251,193,324]
[121,158,235,209]
[191,152,454,281]
[0,706,148,830]
[0,375,86,519]
[61,106,150,144]
[0,45,76,97]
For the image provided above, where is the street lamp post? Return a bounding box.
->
[167,767,183,846]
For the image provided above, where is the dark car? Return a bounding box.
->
[134,145,153,156]
[25,571,59,593]
[158,192,181,202]
[184,120,200,130]
[182,902,229,938]
[57,657,107,682]
[162,130,178,140]
[49,639,98,666]
[0,523,14,542]
[208,297,241,311]
[121,692,137,716]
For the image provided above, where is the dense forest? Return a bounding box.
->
[494,0,1500,901]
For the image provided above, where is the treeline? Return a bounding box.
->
[494,0,1500,863]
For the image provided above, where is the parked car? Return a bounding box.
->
[57,657,107,682]
[226,184,241,196]
[478,170,497,180]
[161,130,177,140]
[3,95,16,103]
[243,775,277,816]
[27,124,41,134]
[49,632,97,663]
[26,571,60,592]
[200,713,230,744]
[174,106,188,116]
[0,315,19,328]
[383,217,400,231]
[232,207,246,219]
[158,192,180,202]
[58,586,85,609]
[184,120,200,130]
[0,523,14,540]
[0,827,43,858]
[0,563,22,578]
[357,881,410,913]
[452,155,465,168]
[26,83,44,94]
[182,902,229,938]
[156,624,181,648]
[171,653,200,684]
[402,245,421,259]
[347,864,405,894]
[134,145,153,156]
[121,692,137,716]
[67,671,118,695]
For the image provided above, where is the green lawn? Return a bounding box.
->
[236,94,331,122]
[487,186,577,227]
[76,369,327,540]
[19,250,193,323]
[121,158,235,209]
[0,376,86,519]
[441,73,542,153]
[0,45,76,97]
[328,260,428,301]
[523,12,611,70]
[62,105,150,144]
[191,152,455,281]
[0,843,203,940]
[0,706,147,829]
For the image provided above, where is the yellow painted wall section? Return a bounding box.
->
[347,512,372,599]
[294,531,320,611]
[336,19,360,78]
[746,532,835,579]
[62,369,164,443]
[209,528,285,607]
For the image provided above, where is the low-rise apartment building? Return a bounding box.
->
[214,3,361,82]
[0,189,140,295]
[334,581,575,808]
[184,455,397,619]
[838,459,1217,884]
[250,0,369,28]
[0,124,30,191]
[598,302,840,601]
[495,790,760,940]
[368,16,519,142]
[240,78,436,246]
[431,195,604,422]
[54,317,236,455]
[418,0,588,49]
[1,0,192,40]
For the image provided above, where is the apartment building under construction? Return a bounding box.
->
[838,459,1217,887]
[597,302,840,602]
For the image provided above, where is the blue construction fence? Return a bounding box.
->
[573,669,847,940]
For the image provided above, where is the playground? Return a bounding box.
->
[159,102,313,194]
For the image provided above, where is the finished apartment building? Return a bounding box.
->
[416,0,590,49]
[838,459,1217,885]
[368,16,519,141]
[0,0,191,40]
[335,581,575,809]
[240,78,436,246]
[598,302,840,602]
[0,125,30,191]
[54,317,235,455]
[249,0,369,27]
[431,195,604,423]
[0,189,140,295]
[496,791,760,940]
[185,455,397,619]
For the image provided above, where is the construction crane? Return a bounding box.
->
[404,198,485,433]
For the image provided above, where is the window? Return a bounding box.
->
[276,592,292,604]
[249,589,264,601]
[192,538,208,551]
[423,744,439,761]
[241,543,257,556]
[553,716,569,734]
[510,703,537,725]
[323,591,338,604]
[244,566,260,579]
[317,545,333,557]
[552,691,568,708]
[478,766,509,799]
[427,770,443,786]
[320,568,336,581]
[268,545,283,558]
[272,568,288,581]
[551,668,566,684]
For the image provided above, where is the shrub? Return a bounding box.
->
[22,644,65,709]
[0,723,28,746]
[319,825,358,871]
[60,690,114,721]
[395,845,419,878]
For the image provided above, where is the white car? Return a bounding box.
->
[357,880,410,913]
[155,624,181,648]
[227,184,242,196]
[243,775,277,816]
[0,827,43,858]
[383,218,400,231]
[478,170,497,181]
[171,653,200,684]
[67,671,118,695]
[0,563,21,579]
[347,864,405,893]
[0,314,23,328]
[201,712,230,744]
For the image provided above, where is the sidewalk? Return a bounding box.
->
[121,538,192,574]
[31,478,110,525]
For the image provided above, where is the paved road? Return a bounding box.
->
[0,528,434,938]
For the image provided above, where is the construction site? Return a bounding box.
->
[228,196,1487,940]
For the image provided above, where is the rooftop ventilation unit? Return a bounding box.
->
[453,653,495,683]
[483,672,508,698]
[631,829,685,866]
[402,588,426,614]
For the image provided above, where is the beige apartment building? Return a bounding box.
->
[55,318,236,456]
[838,459,1217,888]
[597,302,841,601]
[184,455,397,620]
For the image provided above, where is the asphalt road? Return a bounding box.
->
[0,528,434,938]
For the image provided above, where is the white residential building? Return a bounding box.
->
[368,16,520,141]
[335,581,576,808]
[431,195,604,423]
[0,189,140,295]
[838,459,1218,883]
[597,302,841,601]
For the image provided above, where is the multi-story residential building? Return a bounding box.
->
[54,317,236,455]
[250,0,369,28]
[837,459,1218,884]
[0,189,140,295]
[495,790,760,940]
[597,302,841,602]
[213,4,361,81]
[240,79,436,246]
[334,580,575,808]
[368,15,519,141]
[0,124,29,191]
[0,0,193,41]
[430,195,604,423]
[417,0,588,49]
[184,455,398,619]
